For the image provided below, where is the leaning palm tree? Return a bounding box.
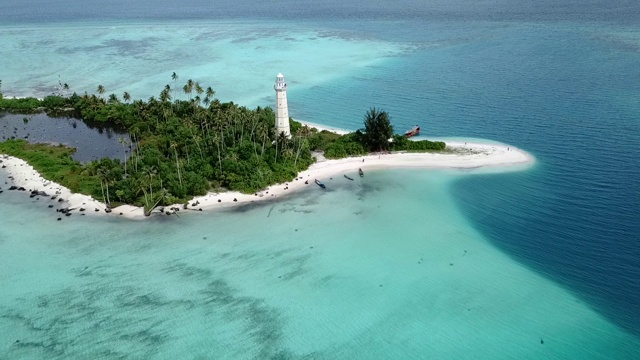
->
[142,187,168,217]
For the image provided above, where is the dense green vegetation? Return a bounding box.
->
[0,139,101,195]
[363,107,394,152]
[1,80,317,213]
[323,108,445,158]
[0,78,445,213]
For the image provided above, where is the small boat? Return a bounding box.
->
[344,174,354,181]
[359,168,364,177]
[314,179,326,189]
[404,125,420,138]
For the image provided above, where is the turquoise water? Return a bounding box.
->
[2,170,638,358]
[1,1,640,358]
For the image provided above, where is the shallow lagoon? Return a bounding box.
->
[1,169,639,359]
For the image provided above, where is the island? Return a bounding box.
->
[0,75,534,220]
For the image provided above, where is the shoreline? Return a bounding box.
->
[296,119,350,135]
[1,139,534,220]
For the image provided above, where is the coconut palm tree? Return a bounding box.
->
[97,167,111,208]
[170,142,183,187]
[294,126,311,167]
[159,88,171,103]
[206,86,215,99]
[97,85,105,97]
[183,79,194,100]
[123,91,131,103]
[118,137,128,176]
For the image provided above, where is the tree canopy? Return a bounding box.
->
[363,107,394,152]
[0,79,445,214]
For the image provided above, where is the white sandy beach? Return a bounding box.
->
[1,132,534,220]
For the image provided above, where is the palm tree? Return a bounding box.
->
[118,137,128,176]
[274,129,289,164]
[294,126,311,167]
[184,79,194,100]
[206,86,215,99]
[171,72,179,84]
[212,132,223,174]
[108,93,119,104]
[97,85,105,97]
[258,122,269,157]
[363,107,394,152]
[159,88,171,103]
[97,167,111,208]
[170,142,183,188]
[142,185,167,217]
[123,91,131,103]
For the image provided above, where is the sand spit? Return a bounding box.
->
[1,140,533,220]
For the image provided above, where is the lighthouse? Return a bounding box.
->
[274,73,291,137]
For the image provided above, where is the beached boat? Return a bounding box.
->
[359,168,364,177]
[315,179,326,189]
[344,174,354,181]
[404,125,420,137]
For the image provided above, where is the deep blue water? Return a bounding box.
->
[4,0,640,24]
[3,0,640,344]
[293,18,640,334]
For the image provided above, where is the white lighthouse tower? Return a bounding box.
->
[274,73,291,137]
